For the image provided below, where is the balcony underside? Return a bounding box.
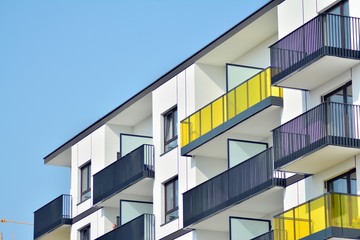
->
[300,227,360,240]
[275,139,360,174]
[96,178,154,208]
[181,97,282,158]
[273,49,360,90]
[36,224,71,240]
[187,186,284,231]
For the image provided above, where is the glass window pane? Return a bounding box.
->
[350,171,357,194]
[166,183,174,211]
[175,179,178,207]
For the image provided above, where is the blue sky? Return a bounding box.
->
[0,0,269,238]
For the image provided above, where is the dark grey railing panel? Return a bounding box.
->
[273,102,360,169]
[34,194,71,239]
[271,14,360,83]
[183,148,285,227]
[251,231,273,240]
[93,144,154,205]
[95,214,155,240]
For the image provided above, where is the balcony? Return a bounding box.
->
[34,194,71,240]
[273,102,360,174]
[180,68,283,157]
[183,148,285,229]
[95,214,155,240]
[252,231,274,240]
[270,14,360,90]
[274,193,360,240]
[93,144,154,206]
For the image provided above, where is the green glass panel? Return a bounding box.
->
[200,105,212,136]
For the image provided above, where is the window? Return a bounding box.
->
[327,169,356,194]
[80,162,91,202]
[79,225,90,240]
[164,107,178,152]
[324,81,352,104]
[165,177,178,223]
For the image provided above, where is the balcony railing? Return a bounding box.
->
[93,144,154,205]
[180,68,283,147]
[34,194,71,239]
[273,102,360,170]
[95,214,155,240]
[251,231,274,240]
[183,148,285,227]
[271,13,360,84]
[274,193,360,240]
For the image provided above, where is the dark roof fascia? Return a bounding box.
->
[44,0,284,164]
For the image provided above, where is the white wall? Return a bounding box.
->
[191,156,227,188]
[70,210,101,240]
[133,116,153,136]
[195,230,228,240]
[305,157,356,201]
[71,127,106,217]
[317,0,341,13]
[281,88,304,123]
[350,0,360,18]
[194,63,226,110]
[232,35,277,68]
[152,76,181,239]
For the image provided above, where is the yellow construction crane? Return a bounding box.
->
[0,219,33,225]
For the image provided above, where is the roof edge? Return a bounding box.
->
[44,0,284,164]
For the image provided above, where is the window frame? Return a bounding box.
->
[80,162,91,203]
[163,107,178,153]
[79,224,90,240]
[326,168,356,194]
[164,177,179,223]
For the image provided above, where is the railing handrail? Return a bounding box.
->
[97,213,154,239]
[34,194,71,215]
[273,192,358,218]
[273,101,356,132]
[93,144,154,178]
[270,13,360,48]
[180,67,271,124]
[183,148,275,195]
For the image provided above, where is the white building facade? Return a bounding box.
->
[33,0,360,239]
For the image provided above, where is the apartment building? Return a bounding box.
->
[33,0,360,239]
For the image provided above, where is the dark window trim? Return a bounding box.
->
[119,133,152,158]
[323,81,352,103]
[164,177,179,223]
[163,107,178,154]
[227,139,268,169]
[225,64,264,91]
[79,224,90,240]
[229,216,271,240]
[119,199,153,226]
[326,168,356,194]
[80,162,91,203]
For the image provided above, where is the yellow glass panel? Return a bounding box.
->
[180,120,190,147]
[329,193,342,228]
[227,89,236,120]
[235,83,248,114]
[260,71,267,100]
[283,210,295,240]
[189,112,200,142]
[349,195,360,229]
[211,97,224,128]
[294,203,310,239]
[309,195,326,234]
[274,215,286,240]
[200,105,211,136]
[248,74,261,107]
